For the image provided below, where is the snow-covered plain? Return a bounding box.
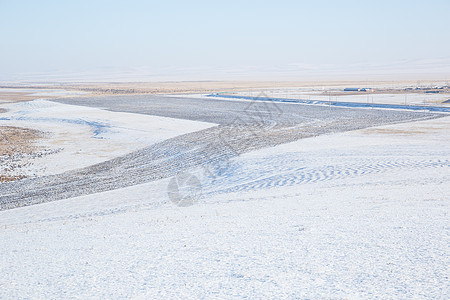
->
[0,97,449,298]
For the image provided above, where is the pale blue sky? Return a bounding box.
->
[1,0,449,80]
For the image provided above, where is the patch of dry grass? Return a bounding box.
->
[0,126,41,155]
[0,91,51,103]
[0,126,43,182]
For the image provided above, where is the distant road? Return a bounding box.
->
[208,93,450,113]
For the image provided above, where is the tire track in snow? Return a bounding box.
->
[202,159,450,196]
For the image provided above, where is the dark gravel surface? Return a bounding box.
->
[0,95,442,210]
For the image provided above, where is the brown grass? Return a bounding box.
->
[0,126,43,182]
[0,175,26,183]
[0,91,51,103]
[0,126,42,155]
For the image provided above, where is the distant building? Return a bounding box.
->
[344,88,370,92]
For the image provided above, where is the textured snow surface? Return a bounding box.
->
[1,112,449,298]
[1,95,440,210]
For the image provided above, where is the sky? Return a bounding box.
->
[1,0,450,81]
